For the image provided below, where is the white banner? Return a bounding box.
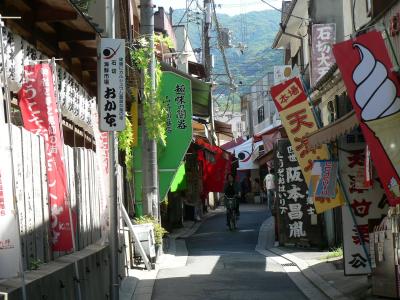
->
[0,125,21,278]
[91,102,110,244]
[98,38,126,132]
[226,138,262,170]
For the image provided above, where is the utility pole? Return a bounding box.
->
[105,0,119,299]
[203,0,216,145]
[140,0,159,219]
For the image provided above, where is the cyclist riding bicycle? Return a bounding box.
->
[224,173,240,227]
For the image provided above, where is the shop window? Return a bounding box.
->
[257,106,265,124]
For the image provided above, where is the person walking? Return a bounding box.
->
[263,169,276,211]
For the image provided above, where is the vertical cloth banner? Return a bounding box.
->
[91,102,110,243]
[309,160,338,199]
[270,77,344,213]
[19,63,72,251]
[0,125,21,278]
[311,23,336,86]
[333,31,400,206]
[339,134,387,275]
[274,139,321,247]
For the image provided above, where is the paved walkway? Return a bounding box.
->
[152,204,308,300]
[121,204,375,300]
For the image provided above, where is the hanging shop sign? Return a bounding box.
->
[19,63,72,251]
[333,30,400,206]
[274,139,322,247]
[309,160,338,199]
[0,125,21,278]
[339,134,387,275]
[311,23,336,86]
[133,72,193,210]
[98,38,126,132]
[270,77,344,213]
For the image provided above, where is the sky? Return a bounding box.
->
[153,0,283,16]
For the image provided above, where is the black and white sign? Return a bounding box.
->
[274,139,322,247]
[98,38,126,132]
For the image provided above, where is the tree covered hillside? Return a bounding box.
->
[172,9,283,95]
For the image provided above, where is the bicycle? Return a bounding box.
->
[225,196,237,231]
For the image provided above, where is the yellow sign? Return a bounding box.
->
[279,100,344,213]
[130,87,138,147]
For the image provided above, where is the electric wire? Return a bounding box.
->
[211,0,235,89]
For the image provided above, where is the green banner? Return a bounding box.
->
[133,72,193,215]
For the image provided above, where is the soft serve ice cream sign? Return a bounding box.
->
[333,31,400,205]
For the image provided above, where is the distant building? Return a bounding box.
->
[241,72,280,137]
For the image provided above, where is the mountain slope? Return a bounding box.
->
[172,9,283,95]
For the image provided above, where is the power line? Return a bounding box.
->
[174,0,196,27]
[211,0,235,89]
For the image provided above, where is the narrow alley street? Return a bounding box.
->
[152,205,307,300]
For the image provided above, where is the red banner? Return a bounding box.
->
[333,31,400,206]
[19,63,73,251]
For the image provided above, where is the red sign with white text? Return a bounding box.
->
[19,64,73,251]
[333,31,400,206]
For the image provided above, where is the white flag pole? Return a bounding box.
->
[0,15,27,300]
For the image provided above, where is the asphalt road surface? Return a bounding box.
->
[152,204,307,300]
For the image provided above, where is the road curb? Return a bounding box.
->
[268,247,350,300]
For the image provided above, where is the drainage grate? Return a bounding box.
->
[281,262,297,267]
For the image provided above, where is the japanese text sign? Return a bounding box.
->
[309,160,338,199]
[98,38,126,131]
[274,139,321,246]
[271,77,344,213]
[133,72,193,205]
[0,125,21,278]
[333,31,400,206]
[311,23,336,86]
[19,63,72,251]
[339,134,387,275]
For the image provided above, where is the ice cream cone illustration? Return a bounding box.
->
[353,43,400,197]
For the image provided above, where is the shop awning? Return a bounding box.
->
[161,62,212,118]
[307,111,359,148]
